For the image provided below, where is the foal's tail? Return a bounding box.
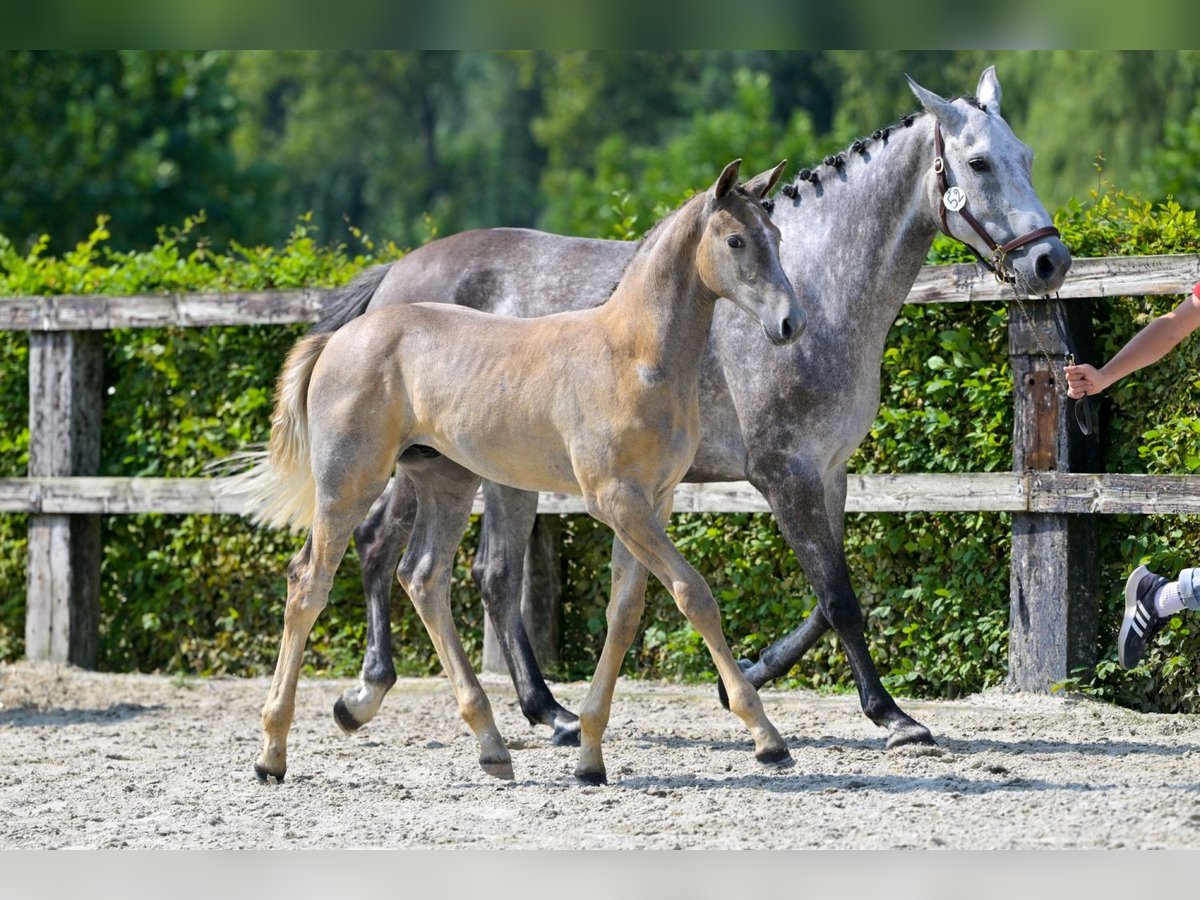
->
[310,263,390,333]
[219,332,333,531]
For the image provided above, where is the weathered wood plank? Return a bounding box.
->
[2,255,1196,331]
[906,254,1200,305]
[25,332,103,667]
[1031,473,1200,515]
[1007,295,1100,693]
[0,289,325,331]
[5,473,1200,516]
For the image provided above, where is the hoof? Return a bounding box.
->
[254,761,285,784]
[885,721,936,750]
[332,697,364,735]
[717,658,756,711]
[480,757,515,781]
[551,720,581,748]
[574,766,608,786]
[755,746,794,769]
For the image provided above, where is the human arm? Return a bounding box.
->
[1064,284,1200,399]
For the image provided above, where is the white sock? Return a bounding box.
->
[1153,581,1185,616]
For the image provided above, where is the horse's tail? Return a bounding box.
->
[310,263,391,333]
[218,332,333,531]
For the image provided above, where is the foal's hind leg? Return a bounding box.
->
[334,472,418,733]
[576,486,791,784]
[257,508,370,783]
[399,455,513,780]
[473,481,580,746]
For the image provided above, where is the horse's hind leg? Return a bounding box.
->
[399,454,513,780]
[334,472,418,733]
[473,480,580,746]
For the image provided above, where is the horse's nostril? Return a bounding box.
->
[780,317,795,341]
[1035,252,1055,282]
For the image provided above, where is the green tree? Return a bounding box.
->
[229,51,548,248]
[0,51,260,252]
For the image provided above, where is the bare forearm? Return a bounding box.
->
[1098,315,1193,383]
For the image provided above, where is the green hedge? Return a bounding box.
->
[2,191,1199,711]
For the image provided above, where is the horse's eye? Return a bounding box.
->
[968,157,991,173]
[727,235,745,249]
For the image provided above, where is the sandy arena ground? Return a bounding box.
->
[2,661,1199,849]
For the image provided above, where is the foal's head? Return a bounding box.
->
[698,159,806,346]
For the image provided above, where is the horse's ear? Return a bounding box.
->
[742,159,788,200]
[906,74,965,131]
[976,65,1002,115]
[711,158,742,203]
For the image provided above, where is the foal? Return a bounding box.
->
[233,159,806,784]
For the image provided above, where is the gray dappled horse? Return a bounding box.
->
[321,68,1071,750]
[234,161,805,784]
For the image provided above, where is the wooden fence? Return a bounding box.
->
[3,254,1200,688]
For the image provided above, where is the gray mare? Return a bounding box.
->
[320,68,1071,748]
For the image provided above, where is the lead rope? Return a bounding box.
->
[1006,282,1096,435]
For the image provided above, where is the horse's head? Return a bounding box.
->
[699,158,806,346]
[909,67,1071,296]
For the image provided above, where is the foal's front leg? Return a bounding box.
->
[576,486,791,784]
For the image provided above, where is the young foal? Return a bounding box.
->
[233,160,805,784]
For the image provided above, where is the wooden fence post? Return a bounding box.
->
[25,332,103,667]
[482,514,561,673]
[1008,297,1101,690]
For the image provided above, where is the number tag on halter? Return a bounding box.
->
[943,186,967,212]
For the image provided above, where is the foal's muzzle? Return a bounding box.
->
[764,306,806,346]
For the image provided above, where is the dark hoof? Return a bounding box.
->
[551,719,581,748]
[574,766,608,786]
[755,746,794,769]
[481,758,515,781]
[717,658,756,711]
[333,697,364,734]
[885,721,936,750]
[254,762,285,784]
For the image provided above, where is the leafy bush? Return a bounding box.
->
[3,183,1199,714]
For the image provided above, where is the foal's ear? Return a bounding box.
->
[976,65,1002,115]
[742,159,788,200]
[906,74,966,131]
[711,158,742,203]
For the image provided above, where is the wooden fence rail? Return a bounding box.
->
[3,254,1199,687]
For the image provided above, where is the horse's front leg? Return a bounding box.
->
[473,481,580,746]
[334,471,417,733]
[740,457,934,749]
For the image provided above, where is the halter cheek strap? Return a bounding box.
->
[933,122,1060,283]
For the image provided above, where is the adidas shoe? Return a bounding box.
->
[1118,565,1170,669]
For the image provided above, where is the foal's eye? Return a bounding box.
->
[727,235,745,249]
[968,157,991,173]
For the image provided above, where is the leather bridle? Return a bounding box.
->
[933,121,1060,285]
[933,121,1094,436]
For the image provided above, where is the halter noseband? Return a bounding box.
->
[933,121,1060,284]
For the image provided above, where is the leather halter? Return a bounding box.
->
[933,121,1060,284]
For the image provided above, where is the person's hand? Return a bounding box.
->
[1064,363,1111,399]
